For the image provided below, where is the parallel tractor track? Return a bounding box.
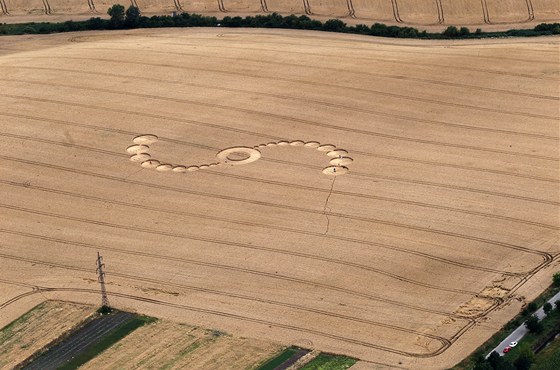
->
[0,156,553,271]
[0,196,525,280]
[525,0,535,21]
[0,131,557,230]
[1,108,558,208]
[5,55,558,122]
[391,0,403,23]
[147,35,559,73]
[74,46,560,101]
[260,0,269,13]
[2,77,557,163]
[6,58,555,123]
[5,63,558,140]
[481,0,491,24]
[0,226,479,296]
[0,252,458,350]
[0,284,452,358]
[0,0,8,15]
[42,0,52,15]
[346,0,356,18]
[303,0,312,15]
[436,0,444,24]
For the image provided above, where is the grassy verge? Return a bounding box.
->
[300,353,357,370]
[532,336,560,370]
[57,314,156,370]
[0,302,46,337]
[450,283,560,370]
[255,346,302,370]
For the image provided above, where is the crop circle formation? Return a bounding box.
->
[127,134,353,176]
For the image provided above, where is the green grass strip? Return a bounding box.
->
[0,302,47,337]
[300,353,357,370]
[57,314,156,370]
[255,346,299,370]
[532,337,560,370]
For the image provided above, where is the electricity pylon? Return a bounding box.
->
[96,252,110,307]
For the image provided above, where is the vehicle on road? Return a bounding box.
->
[510,341,518,347]
[503,346,511,354]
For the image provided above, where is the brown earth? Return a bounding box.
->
[0,0,558,30]
[0,300,93,369]
[0,28,558,369]
[81,320,281,369]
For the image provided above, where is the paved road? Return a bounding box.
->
[488,291,560,357]
[24,311,135,370]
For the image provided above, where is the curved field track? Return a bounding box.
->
[395,0,441,24]
[485,0,532,23]
[2,0,46,15]
[134,0,179,14]
[351,0,395,22]
[45,0,93,15]
[265,0,306,14]
[304,0,351,17]
[440,0,485,25]
[0,29,558,369]
[532,0,560,21]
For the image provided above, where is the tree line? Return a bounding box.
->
[1,4,559,39]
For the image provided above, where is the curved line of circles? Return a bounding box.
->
[127,134,353,176]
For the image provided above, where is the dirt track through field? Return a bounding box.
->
[0,29,558,369]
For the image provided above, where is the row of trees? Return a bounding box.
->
[1,4,559,38]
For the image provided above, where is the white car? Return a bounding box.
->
[510,341,518,347]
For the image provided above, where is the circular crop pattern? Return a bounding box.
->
[127,134,353,176]
[215,147,262,166]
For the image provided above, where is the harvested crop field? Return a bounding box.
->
[0,0,559,29]
[80,320,281,369]
[0,28,558,369]
[0,301,93,369]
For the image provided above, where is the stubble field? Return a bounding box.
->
[0,28,558,369]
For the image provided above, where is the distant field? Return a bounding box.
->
[0,28,558,369]
[0,0,558,28]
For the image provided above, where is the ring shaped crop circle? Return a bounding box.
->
[216,147,262,166]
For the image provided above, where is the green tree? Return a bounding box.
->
[528,302,538,312]
[555,299,560,311]
[107,4,125,28]
[443,26,460,38]
[474,362,493,370]
[525,315,543,333]
[322,19,346,32]
[544,302,553,315]
[553,272,560,286]
[497,360,515,370]
[488,351,502,369]
[514,344,534,370]
[125,6,141,28]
